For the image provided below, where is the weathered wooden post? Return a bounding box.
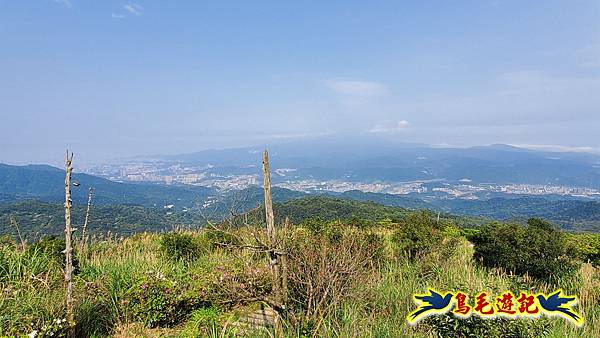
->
[262,150,287,308]
[63,150,75,329]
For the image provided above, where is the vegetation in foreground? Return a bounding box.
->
[0,208,599,337]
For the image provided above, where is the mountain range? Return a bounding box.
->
[144,140,600,188]
[0,163,214,208]
[3,140,600,234]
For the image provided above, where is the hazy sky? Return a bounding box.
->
[1,0,600,164]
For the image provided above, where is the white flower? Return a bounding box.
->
[27,330,38,338]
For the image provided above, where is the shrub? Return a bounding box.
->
[203,228,241,250]
[207,264,272,308]
[425,312,550,338]
[180,307,221,337]
[160,232,201,261]
[391,210,451,259]
[27,235,79,273]
[471,218,579,281]
[566,232,600,267]
[286,227,382,324]
[126,271,209,328]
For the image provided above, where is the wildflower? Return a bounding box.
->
[141,284,148,290]
[27,330,38,338]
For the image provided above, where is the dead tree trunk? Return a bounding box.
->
[262,150,287,308]
[263,150,275,239]
[64,151,75,327]
[80,187,93,250]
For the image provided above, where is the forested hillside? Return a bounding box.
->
[0,164,214,208]
[3,163,600,234]
[0,201,206,241]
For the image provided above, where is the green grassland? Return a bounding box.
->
[0,202,599,337]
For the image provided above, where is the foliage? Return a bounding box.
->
[203,228,241,250]
[179,307,221,337]
[425,313,550,338]
[1,202,599,337]
[285,225,383,324]
[391,210,458,259]
[126,271,209,328]
[566,232,600,267]
[160,232,202,262]
[26,235,79,272]
[28,318,73,338]
[471,218,579,281]
[0,200,210,240]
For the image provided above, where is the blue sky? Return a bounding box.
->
[1,0,599,164]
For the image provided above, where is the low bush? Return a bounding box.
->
[160,232,201,262]
[207,263,272,308]
[471,218,579,281]
[391,210,456,259]
[203,228,241,250]
[27,235,79,273]
[567,232,600,267]
[180,307,221,337]
[126,271,209,328]
[425,313,550,338]
[286,226,382,324]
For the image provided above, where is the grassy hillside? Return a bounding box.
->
[0,211,598,337]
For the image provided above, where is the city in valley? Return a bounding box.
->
[84,161,600,200]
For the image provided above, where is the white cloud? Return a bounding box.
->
[52,0,71,7]
[369,120,410,134]
[124,2,143,16]
[324,79,389,97]
[111,13,125,19]
[510,144,599,154]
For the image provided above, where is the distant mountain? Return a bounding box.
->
[207,186,600,232]
[0,163,215,208]
[145,138,600,188]
[439,197,600,232]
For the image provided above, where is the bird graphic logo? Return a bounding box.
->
[407,288,454,325]
[536,290,583,326]
[406,288,584,326]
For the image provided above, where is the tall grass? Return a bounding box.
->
[0,229,598,337]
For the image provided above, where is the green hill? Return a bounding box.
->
[0,200,207,241]
[0,163,215,208]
